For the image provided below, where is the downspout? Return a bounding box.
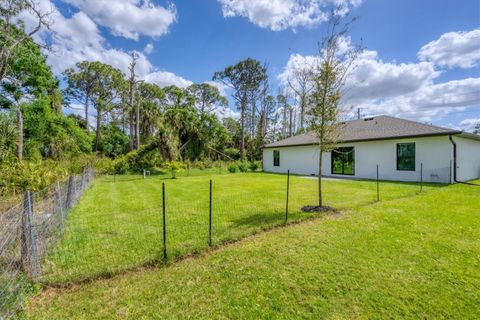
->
[449,135,457,183]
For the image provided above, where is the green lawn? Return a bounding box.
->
[39,172,437,284]
[24,180,480,319]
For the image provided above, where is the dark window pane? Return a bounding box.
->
[397,143,415,171]
[331,147,355,175]
[273,150,280,167]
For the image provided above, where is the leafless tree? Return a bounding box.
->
[287,63,315,130]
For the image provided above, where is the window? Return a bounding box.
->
[397,143,415,171]
[273,150,280,167]
[331,147,355,175]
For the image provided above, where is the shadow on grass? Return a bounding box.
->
[230,212,286,228]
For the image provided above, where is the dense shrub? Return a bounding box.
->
[100,124,129,158]
[224,147,240,160]
[249,161,259,172]
[227,163,237,173]
[112,146,161,173]
[113,157,129,174]
[238,162,248,173]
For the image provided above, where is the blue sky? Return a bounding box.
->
[30,0,480,130]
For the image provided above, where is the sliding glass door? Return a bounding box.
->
[331,147,355,175]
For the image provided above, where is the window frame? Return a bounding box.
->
[331,147,355,176]
[273,150,280,167]
[396,143,416,171]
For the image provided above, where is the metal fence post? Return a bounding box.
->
[66,176,75,209]
[21,190,41,277]
[285,170,290,224]
[162,182,167,260]
[81,169,86,192]
[420,163,423,192]
[376,165,380,202]
[209,179,212,246]
[55,182,65,228]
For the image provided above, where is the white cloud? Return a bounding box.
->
[20,0,191,89]
[278,36,480,124]
[459,118,480,132]
[143,71,193,88]
[217,0,361,31]
[143,43,154,55]
[214,106,241,120]
[204,80,231,97]
[63,0,177,40]
[20,0,151,75]
[418,29,480,69]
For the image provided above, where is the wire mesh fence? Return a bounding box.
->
[0,163,451,319]
[0,167,94,320]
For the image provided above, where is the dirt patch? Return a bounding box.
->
[301,205,337,213]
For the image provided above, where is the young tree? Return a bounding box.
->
[474,122,479,135]
[308,13,360,209]
[213,58,267,161]
[186,83,228,114]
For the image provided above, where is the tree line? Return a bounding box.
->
[2,0,364,211]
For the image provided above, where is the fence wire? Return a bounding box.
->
[0,164,451,319]
[0,167,94,320]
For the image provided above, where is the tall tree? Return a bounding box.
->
[0,0,52,82]
[136,82,164,141]
[0,30,57,160]
[83,62,124,151]
[186,83,228,114]
[213,58,267,161]
[64,61,100,132]
[128,51,142,150]
[308,13,360,209]
[287,61,314,130]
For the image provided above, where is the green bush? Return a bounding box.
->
[163,161,187,179]
[249,161,259,172]
[113,157,129,174]
[238,162,248,173]
[100,124,129,158]
[93,157,114,174]
[227,163,237,173]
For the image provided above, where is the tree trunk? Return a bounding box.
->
[300,95,305,130]
[95,107,102,151]
[318,147,323,207]
[85,93,89,132]
[289,107,293,137]
[16,108,23,161]
[135,102,140,149]
[129,112,134,151]
[240,94,246,161]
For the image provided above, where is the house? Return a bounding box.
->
[263,115,480,183]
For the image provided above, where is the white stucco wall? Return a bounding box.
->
[263,136,456,183]
[454,136,480,182]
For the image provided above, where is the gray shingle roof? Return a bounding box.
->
[265,115,462,148]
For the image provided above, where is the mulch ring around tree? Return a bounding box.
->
[301,205,337,213]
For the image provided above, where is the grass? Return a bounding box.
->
[39,172,438,285]
[24,180,480,319]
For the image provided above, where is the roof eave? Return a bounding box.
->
[263,131,462,149]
